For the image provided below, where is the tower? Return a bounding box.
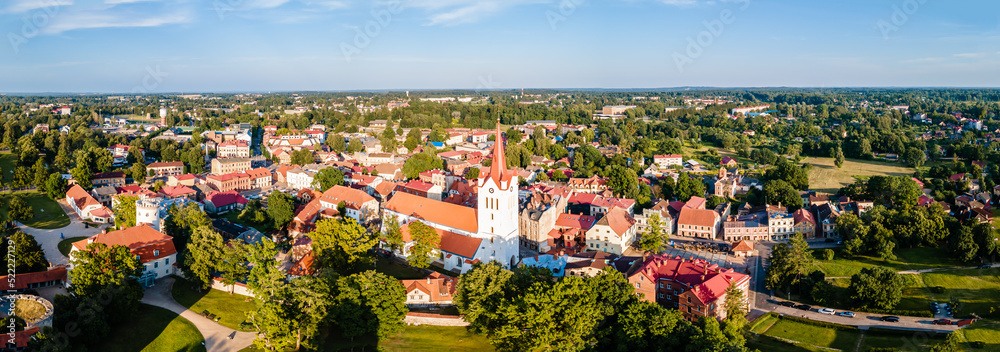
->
[476,121,520,268]
[135,199,161,231]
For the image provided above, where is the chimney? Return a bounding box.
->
[427,277,431,284]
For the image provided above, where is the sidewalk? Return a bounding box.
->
[142,277,255,352]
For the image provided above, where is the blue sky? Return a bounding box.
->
[1,0,998,92]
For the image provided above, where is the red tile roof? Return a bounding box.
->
[400,272,457,303]
[148,161,184,168]
[72,225,177,263]
[439,231,482,258]
[677,208,719,228]
[0,267,67,290]
[320,185,376,210]
[159,185,196,197]
[205,191,248,207]
[384,192,478,233]
[792,208,815,225]
[595,207,636,237]
[555,213,597,230]
[629,255,749,305]
[66,184,100,209]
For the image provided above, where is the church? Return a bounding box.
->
[383,123,519,273]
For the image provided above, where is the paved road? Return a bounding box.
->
[142,277,255,352]
[757,298,960,333]
[17,199,104,266]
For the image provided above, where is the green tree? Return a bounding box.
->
[950,226,979,263]
[328,135,346,153]
[311,218,377,274]
[401,150,443,179]
[606,165,639,199]
[404,128,422,151]
[290,149,314,166]
[905,147,926,168]
[762,179,801,211]
[45,173,67,200]
[250,275,333,351]
[4,231,48,273]
[454,262,515,333]
[311,167,344,191]
[765,234,813,295]
[333,271,408,342]
[32,158,48,189]
[71,163,92,189]
[638,213,667,253]
[381,215,404,253]
[219,241,250,294]
[182,226,224,289]
[130,162,146,184]
[67,242,144,319]
[490,275,605,351]
[113,195,140,229]
[849,266,904,310]
[407,221,440,269]
[266,190,295,229]
[834,146,845,168]
[723,282,748,330]
[8,194,33,221]
[464,167,480,180]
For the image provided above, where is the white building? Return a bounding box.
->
[383,123,520,273]
[286,168,317,190]
[69,225,178,284]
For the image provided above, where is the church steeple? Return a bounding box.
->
[489,120,507,181]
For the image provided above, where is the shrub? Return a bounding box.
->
[931,286,946,294]
[823,248,835,261]
[970,341,985,348]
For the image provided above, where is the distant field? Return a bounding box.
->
[805,156,915,193]
[0,191,71,229]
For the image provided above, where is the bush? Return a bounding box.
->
[823,248,835,261]
[970,341,986,348]
[931,286,946,294]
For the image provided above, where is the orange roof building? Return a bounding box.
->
[381,122,520,273]
[71,225,178,280]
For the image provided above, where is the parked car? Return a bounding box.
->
[825,238,835,243]
[933,319,952,325]
[978,264,992,269]
[795,304,812,311]
[778,301,796,307]
[836,311,856,318]
[818,308,836,315]
[881,316,901,322]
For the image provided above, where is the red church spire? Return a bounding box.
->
[489,120,507,181]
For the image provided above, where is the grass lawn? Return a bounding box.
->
[0,152,14,184]
[373,259,427,280]
[221,211,274,234]
[746,334,827,352]
[58,236,88,256]
[750,313,780,334]
[811,247,961,278]
[171,277,257,331]
[804,156,915,194]
[96,304,206,352]
[323,325,494,352]
[860,331,949,352]
[917,269,1000,317]
[760,318,860,351]
[0,191,71,229]
[960,320,1000,351]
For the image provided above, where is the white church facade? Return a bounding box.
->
[383,123,519,273]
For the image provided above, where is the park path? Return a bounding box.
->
[142,277,256,352]
[17,199,103,266]
[825,266,983,279]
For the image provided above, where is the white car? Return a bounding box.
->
[818,308,836,315]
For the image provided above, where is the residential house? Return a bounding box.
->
[93,172,126,188]
[627,255,750,322]
[147,161,185,177]
[567,175,610,194]
[203,191,248,214]
[584,207,637,255]
[66,185,113,223]
[218,141,251,158]
[70,225,177,282]
[245,167,272,189]
[318,185,379,224]
[211,157,252,175]
[206,172,251,192]
[677,198,721,240]
[400,273,458,308]
[653,154,684,169]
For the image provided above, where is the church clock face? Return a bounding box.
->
[489,188,494,193]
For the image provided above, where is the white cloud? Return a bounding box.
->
[104,0,162,4]
[3,0,73,14]
[400,0,548,26]
[241,0,292,9]
[954,52,986,58]
[42,10,190,34]
[299,0,348,11]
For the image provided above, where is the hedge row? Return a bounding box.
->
[854,308,933,318]
[866,327,949,337]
